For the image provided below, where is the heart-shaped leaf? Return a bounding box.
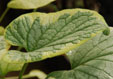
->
[7,0,55,9]
[46,27,113,79]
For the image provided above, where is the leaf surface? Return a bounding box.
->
[46,27,113,79]
[5,9,108,53]
[8,0,55,9]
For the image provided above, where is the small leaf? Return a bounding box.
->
[46,27,113,79]
[7,0,55,9]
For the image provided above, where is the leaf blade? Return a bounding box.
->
[5,9,108,52]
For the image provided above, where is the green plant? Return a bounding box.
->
[0,0,113,79]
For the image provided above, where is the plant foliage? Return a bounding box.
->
[0,8,111,79]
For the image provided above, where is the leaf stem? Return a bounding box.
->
[18,46,28,79]
[19,63,28,79]
[0,7,10,23]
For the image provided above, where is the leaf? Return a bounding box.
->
[5,9,109,61]
[46,27,113,79]
[5,9,108,52]
[7,0,55,9]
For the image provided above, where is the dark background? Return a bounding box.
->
[0,0,113,78]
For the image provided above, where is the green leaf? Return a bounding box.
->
[5,9,108,61]
[7,0,55,9]
[46,27,113,79]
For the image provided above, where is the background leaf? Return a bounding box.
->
[5,9,109,62]
[46,27,113,79]
[7,0,55,9]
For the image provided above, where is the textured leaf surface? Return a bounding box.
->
[3,9,109,76]
[46,27,113,79]
[5,9,108,53]
[7,0,55,9]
